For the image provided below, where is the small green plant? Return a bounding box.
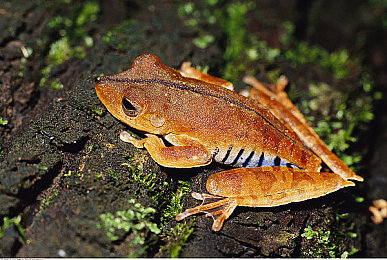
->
[0,117,8,125]
[107,169,120,180]
[35,165,48,170]
[40,190,60,211]
[193,34,215,49]
[281,22,352,80]
[0,216,29,244]
[177,1,218,48]
[161,180,191,222]
[122,161,157,189]
[91,106,103,116]
[160,220,195,258]
[97,199,160,256]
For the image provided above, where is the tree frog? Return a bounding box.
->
[96,53,363,231]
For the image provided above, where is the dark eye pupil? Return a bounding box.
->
[122,98,139,117]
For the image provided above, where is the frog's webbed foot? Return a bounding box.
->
[176,192,238,231]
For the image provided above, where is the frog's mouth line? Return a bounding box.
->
[122,97,141,117]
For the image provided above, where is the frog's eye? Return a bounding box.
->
[122,97,141,117]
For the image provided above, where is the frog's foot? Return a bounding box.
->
[120,131,146,148]
[176,192,238,231]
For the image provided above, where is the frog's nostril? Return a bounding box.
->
[122,97,140,117]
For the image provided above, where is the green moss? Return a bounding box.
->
[223,1,253,62]
[301,226,339,257]
[160,221,194,258]
[50,78,64,90]
[283,42,351,79]
[301,209,360,258]
[246,39,281,63]
[75,1,99,27]
[176,1,218,50]
[177,1,282,82]
[122,161,157,190]
[160,180,191,222]
[101,30,114,44]
[100,20,143,52]
[177,1,218,27]
[40,1,99,89]
[221,1,253,81]
[295,78,374,170]
[40,190,60,211]
[97,198,161,257]
[281,22,353,79]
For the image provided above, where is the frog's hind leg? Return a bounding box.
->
[243,75,363,182]
[176,193,238,231]
[243,75,311,126]
[179,62,234,90]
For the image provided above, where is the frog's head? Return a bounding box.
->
[96,53,185,134]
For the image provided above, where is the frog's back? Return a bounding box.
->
[161,76,322,171]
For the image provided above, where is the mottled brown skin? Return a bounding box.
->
[95,53,363,231]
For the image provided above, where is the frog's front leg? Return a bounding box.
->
[120,131,212,168]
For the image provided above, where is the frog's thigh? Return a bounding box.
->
[180,62,234,90]
[121,132,212,168]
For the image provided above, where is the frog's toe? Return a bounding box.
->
[175,211,192,221]
[119,131,135,142]
[175,193,238,231]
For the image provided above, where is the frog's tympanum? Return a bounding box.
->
[96,53,363,231]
